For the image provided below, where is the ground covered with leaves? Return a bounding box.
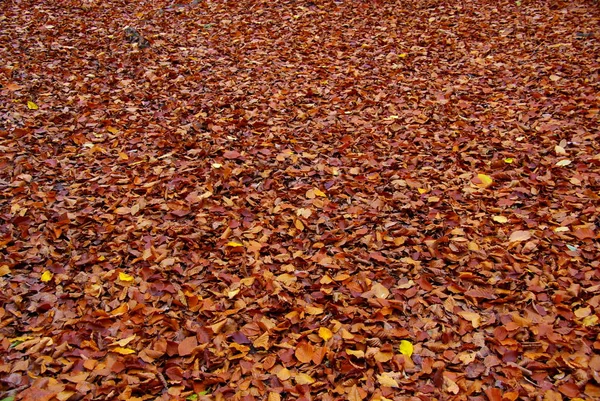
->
[1,0,599,400]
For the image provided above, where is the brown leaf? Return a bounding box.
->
[508,230,532,242]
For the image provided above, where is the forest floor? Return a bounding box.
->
[1,0,600,400]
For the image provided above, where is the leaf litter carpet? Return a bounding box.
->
[1,0,600,400]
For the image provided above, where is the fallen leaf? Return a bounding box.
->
[474,173,493,188]
[27,101,39,110]
[111,347,136,355]
[276,367,291,381]
[399,340,413,358]
[509,230,532,242]
[178,336,198,356]
[295,342,314,363]
[41,270,53,282]
[294,373,315,385]
[377,372,400,388]
[118,272,134,282]
[555,159,571,167]
[492,215,508,223]
[318,327,333,341]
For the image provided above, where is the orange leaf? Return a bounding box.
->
[295,341,314,363]
[178,336,198,356]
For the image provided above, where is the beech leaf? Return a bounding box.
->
[399,340,413,358]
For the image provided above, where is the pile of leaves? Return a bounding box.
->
[1,0,599,400]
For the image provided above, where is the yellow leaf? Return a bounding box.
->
[504,158,514,163]
[318,327,333,341]
[492,215,508,223]
[313,188,327,197]
[27,101,38,110]
[118,272,134,282]
[110,334,136,347]
[399,53,408,58]
[475,173,493,188]
[106,126,119,134]
[212,163,222,169]
[227,288,240,299]
[583,315,598,327]
[111,347,136,355]
[347,349,365,358]
[0,265,11,276]
[399,340,413,358]
[377,372,400,388]
[294,373,315,385]
[226,241,244,247]
[276,367,291,381]
[41,270,53,282]
[417,188,428,194]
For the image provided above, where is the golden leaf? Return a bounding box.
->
[27,101,38,110]
[377,372,400,388]
[583,315,598,327]
[313,188,327,197]
[346,349,365,358]
[0,265,10,276]
[110,334,136,347]
[253,331,270,350]
[111,347,136,355]
[226,241,243,247]
[504,157,514,163]
[318,327,333,341]
[294,373,315,385]
[276,367,291,381]
[41,270,53,282]
[398,340,413,358]
[475,173,493,188]
[118,272,134,282]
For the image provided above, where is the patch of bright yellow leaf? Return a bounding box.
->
[118,272,134,282]
[318,327,333,341]
[504,157,514,163]
[111,347,136,355]
[226,241,244,247]
[417,188,428,194]
[41,270,53,282]
[399,340,413,358]
[27,101,38,110]
[313,188,327,197]
[475,173,493,189]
